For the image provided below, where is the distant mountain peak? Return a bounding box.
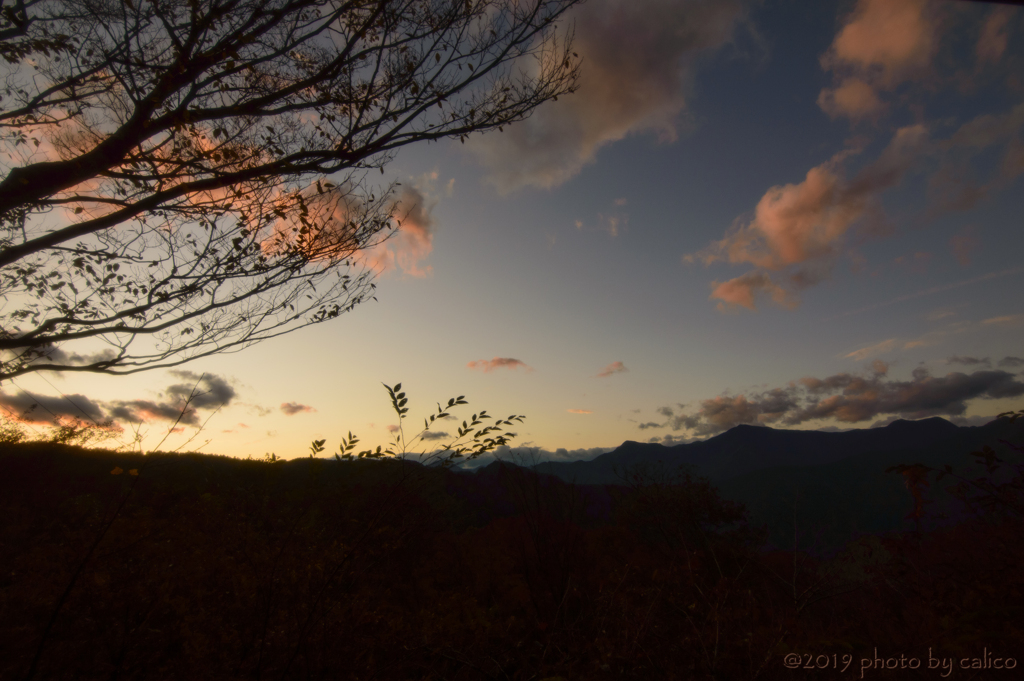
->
[704,422,776,443]
[883,417,957,430]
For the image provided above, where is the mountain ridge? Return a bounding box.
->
[453,414,1023,552]
[506,416,1013,486]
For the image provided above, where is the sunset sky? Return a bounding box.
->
[4,0,1023,464]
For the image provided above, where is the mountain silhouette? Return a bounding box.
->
[524,416,980,485]
[460,415,1024,553]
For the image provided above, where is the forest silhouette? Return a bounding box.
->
[2,410,1022,680]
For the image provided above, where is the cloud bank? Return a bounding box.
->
[0,371,239,429]
[645,362,1024,437]
[946,355,990,367]
[0,389,106,425]
[467,0,754,192]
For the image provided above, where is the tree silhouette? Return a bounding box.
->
[0,0,581,380]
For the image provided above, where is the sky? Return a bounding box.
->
[3,0,1024,465]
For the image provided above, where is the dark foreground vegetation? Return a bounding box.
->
[2,415,1023,680]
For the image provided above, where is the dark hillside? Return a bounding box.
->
[2,413,1022,680]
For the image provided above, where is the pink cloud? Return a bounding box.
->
[709,272,795,312]
[359,185,436,277]
[827,0,935,85]
[261,182,378,260]
[733,160,855,268]
[280,402,316,416]
[817,77,886,121]
[689,125,931,311]
[467,357,533,373]
[596,361,628,378]
[689,146,872,271]
[567,409,593,414]
[467,0,751,192]
[817,0,938,121]
[0,116,138,223]
[261,182,435,277]
[694,107,1021,314]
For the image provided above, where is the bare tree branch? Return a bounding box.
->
[0,0,583,381]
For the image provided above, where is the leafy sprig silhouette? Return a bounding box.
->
[312,382,525,469]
